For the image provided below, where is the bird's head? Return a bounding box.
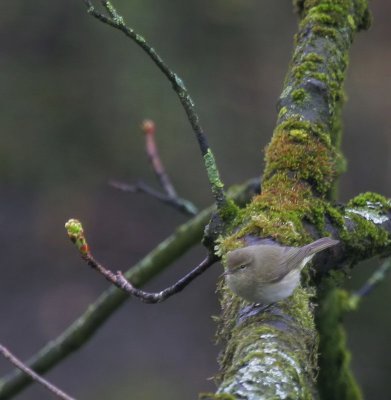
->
[224,248,253,276]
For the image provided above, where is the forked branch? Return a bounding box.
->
[110,120,198,216]
[82,0,228,212]
[65,219,217,303]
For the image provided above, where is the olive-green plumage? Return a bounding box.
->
[225,237,339,304]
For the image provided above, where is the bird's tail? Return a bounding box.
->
[304,237,339,256]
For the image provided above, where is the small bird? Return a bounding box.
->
[224,237,339,304]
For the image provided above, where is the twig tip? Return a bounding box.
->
[65,219,90,255]
[141,119,155,135]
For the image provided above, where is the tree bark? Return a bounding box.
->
[206,1,379,399]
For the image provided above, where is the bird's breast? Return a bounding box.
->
[255,269,301,304]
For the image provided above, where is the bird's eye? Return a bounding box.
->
[239,265,246,270]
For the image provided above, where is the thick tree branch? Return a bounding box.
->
[211,1,373,399]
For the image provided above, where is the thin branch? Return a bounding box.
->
[109,120,198,216]
[109,179,197,215]
[64,219,217,303]
[0,179,258,400]
[82,0,228,211]
[348,258,391,308]
[141,120,178,199]
[109,179,167,200]
[0,344,75,400]
[356,258,391,297]
[355,258,391,297]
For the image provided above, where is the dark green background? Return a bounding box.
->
[1,1,390,399]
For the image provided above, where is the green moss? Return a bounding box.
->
[302,52,324,64]
[291,88,308,103]
[298,0,370,33]
[311,71,328,83]
[204,149,240,223]
[281,286,316,332]
[314,25,339,39]
[347,14,356,30]
[219,198,240,223]
[292,61,319,80]
[310,2,345,15]
[223,174,313,246]
[216,170,345,255]
[347,192,390,209]
[341,212,390,258]
[278,106,288,119]
[289,129,309,142]
[278,117,312,131]
[277,117,331,146]
[264,131,335,195]
[214,235,244,258]
[204,149,224,189]
[325,203,345,228]
[316,280,363,400]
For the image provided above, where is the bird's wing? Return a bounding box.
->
[281,246,311,272]
[252,245,301,284]
[253,239,337,284]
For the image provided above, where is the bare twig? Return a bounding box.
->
[110,120,198,216]
[142,120,177,199]
[355,258,391,297]
[0,344,75,400]
[110,179,198,216]
[350,258,391,306]
[82,0,228,212]
[109,179,167,200]
[65,219,218,303]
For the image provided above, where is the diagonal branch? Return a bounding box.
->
[82,0,228,213]
[0,179,259,400]
[0,345,75,400]
[65,218,217,303]
[352,257,391,301]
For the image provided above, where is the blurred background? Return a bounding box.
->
[0,1,390,399]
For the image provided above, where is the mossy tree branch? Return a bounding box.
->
[315,256,391,400]
[211,1,376,399]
